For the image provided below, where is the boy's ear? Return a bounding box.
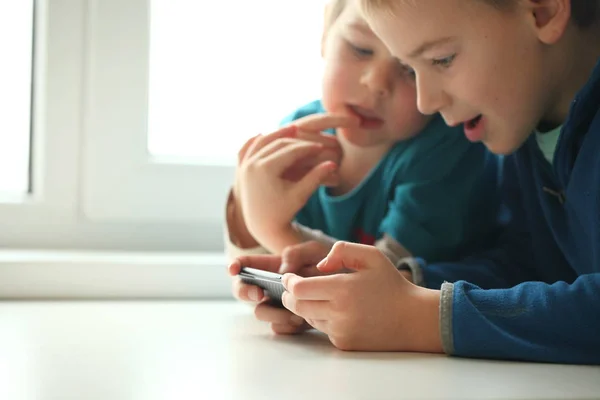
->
[524,0,571,44]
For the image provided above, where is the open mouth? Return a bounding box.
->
[465,115,483,129]
[463,114,485,142]
[348,105,384,128]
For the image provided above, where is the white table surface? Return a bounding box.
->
[0,300,598,400]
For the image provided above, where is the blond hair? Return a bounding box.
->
[325,0,348,28]
[358,0,400,17]
[359,0,598,28]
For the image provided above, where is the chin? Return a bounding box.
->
[485,144,513,155]
[484,137,527,155]
[478,123,532,155]
[338,127,379,148]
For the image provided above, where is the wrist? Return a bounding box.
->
[262,225,304,254]
[408,287,443,353]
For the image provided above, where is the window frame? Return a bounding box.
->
[81,0,233,252]
[0,0,228,251]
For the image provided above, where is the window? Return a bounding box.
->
[0,1,34,196]
[0,0,330,297]
[147,0,325,163]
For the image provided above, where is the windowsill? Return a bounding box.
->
[0,250,232,299]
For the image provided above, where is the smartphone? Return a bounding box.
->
[238,267,285,305]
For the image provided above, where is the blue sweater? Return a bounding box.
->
[422,59,600,364]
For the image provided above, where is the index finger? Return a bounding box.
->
[238,134,261,163]
[282,273,345,300]
[245,125,297,160]
[293,113,359,133]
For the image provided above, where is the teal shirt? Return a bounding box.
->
[282,100,499,262]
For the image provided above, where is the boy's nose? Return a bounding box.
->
[361,62,393,97]
[416,73,449,115]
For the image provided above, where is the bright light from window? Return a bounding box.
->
[0,1,34,194]
[147,0,326,164]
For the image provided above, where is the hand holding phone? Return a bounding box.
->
[238,267,285,305]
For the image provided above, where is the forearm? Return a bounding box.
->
[259,226,306,255]
[445,275,600,364]
[225,190,261,249]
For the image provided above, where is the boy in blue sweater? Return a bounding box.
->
[230,0,600,364]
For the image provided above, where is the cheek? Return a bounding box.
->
[390,82,428,130]
[321,58,356,113]
[465,30,541,117]
[450,73,490,114]
[474,55,512,110]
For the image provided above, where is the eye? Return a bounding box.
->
[395,61,415,80]
[401,65,416,79]
[432,54,456,68]
[347,41,373,58]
